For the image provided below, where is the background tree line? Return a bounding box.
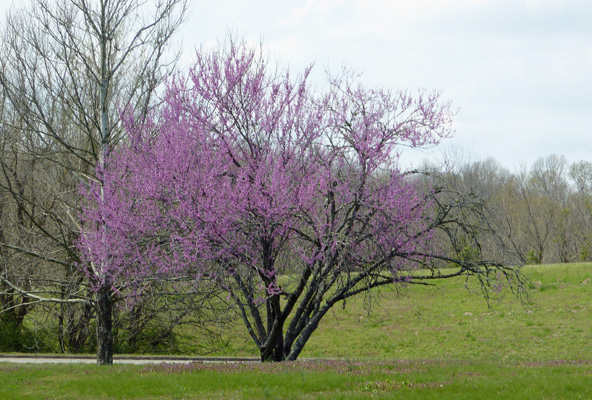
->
[420,154,592,267]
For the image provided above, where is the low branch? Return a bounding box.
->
[0,276,93,309]
[0,242,77,269]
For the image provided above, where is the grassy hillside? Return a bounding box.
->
[211,262,592,361]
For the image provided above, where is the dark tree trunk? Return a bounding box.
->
[273,332,285,361]
[260,333,285,362]
[96,286,113,365]
[260,297,286,362]
[58,310,66,353]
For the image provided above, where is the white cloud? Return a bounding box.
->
[550,51,577,77]
[294,0,317,17]
[280,0,347,27]
[524,0,567,12]
[267,36,307,64]
[353,0,489,19]
[317,0,347,13]
[293,0,346,16]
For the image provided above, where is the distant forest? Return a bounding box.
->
[418,153,592,266]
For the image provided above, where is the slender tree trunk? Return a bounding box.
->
[96,286,113,365]
[95,1,112,367]
[58,308,66,353]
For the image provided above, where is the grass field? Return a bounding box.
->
[1,262,592,399]
[213,262,592,362]
[1,359,591,399]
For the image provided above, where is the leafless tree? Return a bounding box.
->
[0,0,187,365]
[568,161,592,261]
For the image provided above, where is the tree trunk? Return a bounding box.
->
[285,304,332,361]
[260,332,285,362]
[96,287,113,365]
[260,306,285,362]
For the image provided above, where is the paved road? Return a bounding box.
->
[0,355,259,364]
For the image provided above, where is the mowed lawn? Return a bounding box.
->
[1,359,590,399]
[1,262,591,399]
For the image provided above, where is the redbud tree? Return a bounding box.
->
[79,39,523,362]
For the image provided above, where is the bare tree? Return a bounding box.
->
[568,160,592,260]
[530,155,569,204]
[529,155,576,263]
[0,0,187,365]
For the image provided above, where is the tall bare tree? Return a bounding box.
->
[0,0,187,365]
[568,161,592,261]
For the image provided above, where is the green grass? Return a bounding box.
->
[2,262,592,399]
[211,262,592,362]
[1,359,591,399]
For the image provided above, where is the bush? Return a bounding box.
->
[0,314,58,353]
[527,248,542,265]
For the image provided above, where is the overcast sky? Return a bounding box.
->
[187,0,592,170]
[2,0,591,170]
